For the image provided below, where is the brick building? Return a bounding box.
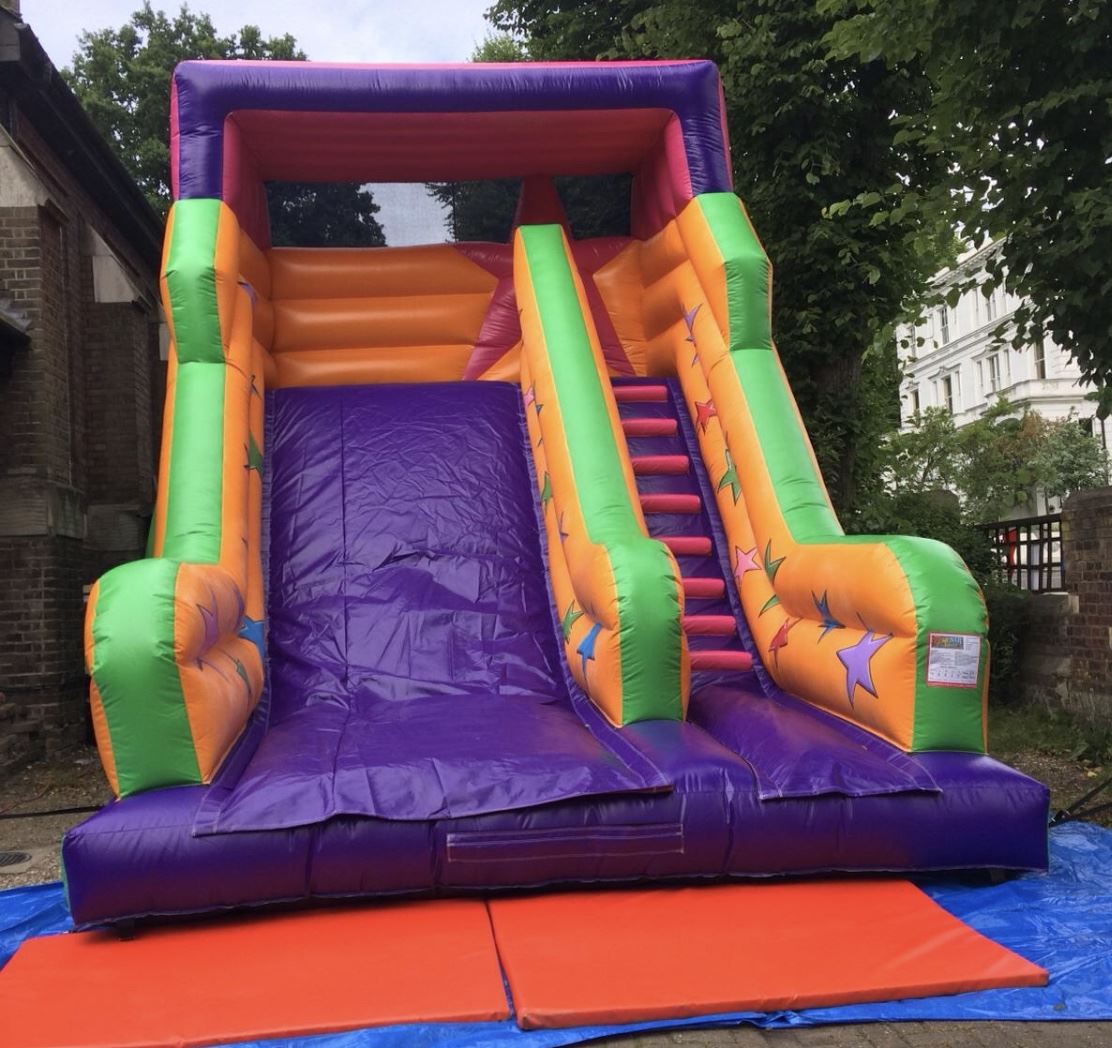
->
[0,2,164,768]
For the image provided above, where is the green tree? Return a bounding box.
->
[858,399,1111,526]
[487,0,954,512]
[1034,415,1111,506]
[471,31,528,62]
[955,403,1047,523]
[822,0,1112,417]
[65,3,384,246]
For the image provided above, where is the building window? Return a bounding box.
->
[937,306,950,345]
[910,388,920,415]
[987,353,1002,393]
[1033,336,1047,379]
[939,373,958,413]
[985,288,997,323]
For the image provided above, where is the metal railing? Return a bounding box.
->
[979,513,1065,592]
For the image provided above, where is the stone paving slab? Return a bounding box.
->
[596,1022,1111,1046]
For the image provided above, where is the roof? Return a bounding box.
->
[0,9,163,272]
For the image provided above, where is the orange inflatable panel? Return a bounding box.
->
[0,899,509,1048]
[488,881,1047,1029]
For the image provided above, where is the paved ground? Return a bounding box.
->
[596,1024,1111,1046]
[0,744,109,887]
[2,740,1110,1045]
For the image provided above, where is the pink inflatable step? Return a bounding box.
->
[640,493,702,514]
[681,615,737,636]
[681,577,726,599]
[690,650,754,672]
[631,455,689,476]
[660,536,713,556]
[613,385,669,403]
[622,417,678,437]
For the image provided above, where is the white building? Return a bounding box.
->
[897,241,1105,446]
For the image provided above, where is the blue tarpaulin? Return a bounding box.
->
[3,822,1110,1046]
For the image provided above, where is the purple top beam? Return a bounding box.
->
[170,59,732,201]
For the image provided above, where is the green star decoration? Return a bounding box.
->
[233,658,252,694]
[759,593,781,616]
[541,472,553,507]
[763,539,785,583]
[561,601,584,641]
[716,450,741,504]
[245,433,263,473]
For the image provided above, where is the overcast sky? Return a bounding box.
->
[21,1,494,70]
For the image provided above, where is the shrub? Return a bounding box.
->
[981,581,1030,707]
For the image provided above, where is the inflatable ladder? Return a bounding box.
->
[613,381,754,676]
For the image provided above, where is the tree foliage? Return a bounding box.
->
[821,0,1112,417]
[859,400,1110,525]
[65,3,384,246]
[487,0,955,512]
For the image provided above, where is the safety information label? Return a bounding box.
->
[927,633,982,688]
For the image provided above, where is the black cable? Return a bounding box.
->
[1050,772,1112,826]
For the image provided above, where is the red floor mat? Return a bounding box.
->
[488,880,1047,1029]
[0,899,509,1048]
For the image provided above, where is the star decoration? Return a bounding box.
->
[540,472,553,508]
[558,511,570,544]
[717,450,741,504]
[683,304,702,364]
[238,615,266,664]
[197,654,230,681]
[812,590,843,640]
[245,433,263,473]
[695,399,718,433]
[836,630,892,706]
[759,594,781,616]
[237,279,258,307]
[561,601,584,641]
[577,621,602,677]
[762,540,785,583]
[733,545,759,589]
[233,657,252,694]
[524,385,535,409]
[682,304,701,343]
[249,374,261,399]
[196,596,220,669]
[768,617,799,665]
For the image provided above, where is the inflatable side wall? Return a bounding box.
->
[85,201,266,796]
[628,192,988,751]
[516,224,688,725]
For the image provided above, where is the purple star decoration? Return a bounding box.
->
[836,629,891,706]
[196,598,221,669]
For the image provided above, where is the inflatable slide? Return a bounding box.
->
[65,60,1049,926]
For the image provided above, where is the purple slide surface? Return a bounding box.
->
[198,382,665,831]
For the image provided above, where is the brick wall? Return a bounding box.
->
[0,104,161,768]
[1059,487,1112,724]
[1020,486,1112,727]
[0,536,87,764]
